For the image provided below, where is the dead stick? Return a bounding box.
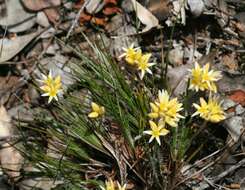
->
[211,158,245,183]
[66,1,88,39]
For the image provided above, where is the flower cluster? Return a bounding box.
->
[192,97,225,123]
[144,90,183,145]
[148,90,184,127]
[100,179,126,190]
[119,44,155,79]
[189,62,225,123]
[189,62,222,93]
[39,71,62,103]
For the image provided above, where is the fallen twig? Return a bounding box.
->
[66,1,89,39]
[211,158,245,183]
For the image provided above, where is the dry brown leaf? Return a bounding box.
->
[0,106,23,180]
[21,0,61,11]
[0,0,36,33]
[104,0,118,5]
[234,12,245,38]
[0,143,24,179]
[222,53,238,71]
[103,6,121,15]
[74,0,85,9]
[234,21,245,32]
[91,17,107,26]
[225,184,241,189]
[96,132,127,183]
[0,106,11,138]
[226,107,235,114]
[167,63,192,96]
[147,0,171,21]
[0,31,39,64]
[79,12,93,23]
[216,0,229,27]
[223,39,240,47]
[44,8,60,24]
[228,90,245,106]
[130,0,160,32]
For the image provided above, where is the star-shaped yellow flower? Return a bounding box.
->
[117,182,127,190]
[192,97,225,123]
[119,44,141,65]
[143,120,169,145]
[88,102,105,118]
[39,71,62,103]
[148,90,184,127]
[100,179,115,190]
[189,62,222,92]
[136,53,156,80]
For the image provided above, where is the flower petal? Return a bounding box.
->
[88,112,99,118]
[156,136,161,145]
[91,102,100,112]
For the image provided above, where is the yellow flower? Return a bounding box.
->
[117,182,127,190]
[88,102,105,118]
[189,62,222,92]
[192,97,225,123]
[148,103,159,119]
[39,71,62,103]
[148,90,184,127]
[143,120,169,145]
[119,44,141,65]
[136,53,156,80]
[101,179,115,190]
[189,62,204,91]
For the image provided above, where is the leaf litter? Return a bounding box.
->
[0,0,244,189]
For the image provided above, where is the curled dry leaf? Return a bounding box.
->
[91,17,108,26]
[234,12,245,38]
[222,53,238,71]
[78,0,120,26]
[0,76,21,105]
[130,0,160,32]
[228,90,245,107]
[103,6,121,15]
[167,63,193,96]
[218,74,245,94]
[21,0,61,11]
[216,0,229,28]
[0,0,36,32]
[0,106,11,138]
[79,12,93,23]
[0,143,24,179]
[0,106,23,179]
[36,11,50,27]
[44,7,60,24]
[0,31,39,64]
[146,0,171,21]
[224,116,244,142]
